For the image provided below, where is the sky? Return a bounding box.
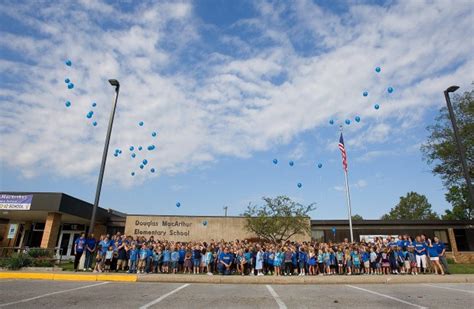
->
[0,0,473,219]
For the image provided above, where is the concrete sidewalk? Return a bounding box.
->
[1,271,473,284]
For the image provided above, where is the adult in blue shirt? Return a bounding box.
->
[218,247,233,275]
[433,236,450,274]
[85,234,96,271]
[413,236,427,273]
[73,233,86,272]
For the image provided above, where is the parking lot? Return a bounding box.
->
[0,280,472,308]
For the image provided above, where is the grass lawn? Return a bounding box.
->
[59,261,74,271]
[448,263,474,274]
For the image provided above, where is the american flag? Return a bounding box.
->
[338,133,348,171]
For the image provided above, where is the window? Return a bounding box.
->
[434,230,451,251]
[312,230,324,242]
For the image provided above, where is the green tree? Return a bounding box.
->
[421,89,473,219]
[242,196,315,243]
[351,214,364,221]
[381,192,439,220]
[442,185,473,220]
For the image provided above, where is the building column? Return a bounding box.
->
[447,228,458,260]
[40,212,62,249]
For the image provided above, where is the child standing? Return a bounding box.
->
[171,247,179,274]
[162,246,171,274]
[138,244,148,274]
[184,248,193,274]
[128,244,138,274]
[104,245,114,272]
[298,247,307,276]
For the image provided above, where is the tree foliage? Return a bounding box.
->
[421,89,473,219]
[351,214,364,221]
[442,185,473,220]
[381,192,439,220]
[242,196,315,243]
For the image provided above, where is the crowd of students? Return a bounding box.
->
[72,233,450,276]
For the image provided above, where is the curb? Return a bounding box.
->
[0,272,137,282]
[1,272,473,284]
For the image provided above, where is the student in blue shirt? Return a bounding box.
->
[178,245,186,272]
[218,247,233,275]
[138,244,148,274]
[427,238,445,275]
[298,248,307,276]
[162,247,171,273]
[128,244,138,274]
[171,247,180,274]
[73,233,86,272]
[413,236,427,273]
[433,236,450,274]
[192,246,202,274]
[85,234,96,271]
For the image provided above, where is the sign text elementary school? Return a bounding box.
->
[125,215,311,242]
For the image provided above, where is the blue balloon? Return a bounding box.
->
[374,104,380,110]
[147,145,155,151]
[65,101,71,107]
[289,161,294,167]
[65,60,72,66]
[143,159,148,165]
[202,220,208,226]
[329,119,334,125]
[363,91,368,97]
[118,150,122,154]
[92,102,97,107]
[152,132,157,137]
[150,168,155,173]
[388,86,394,93]
[176,202,181,208]
[86,111,94,119]
[355,116,361,122]
[67,83,74,89]
[130,146,134,151]
[64,78,70,83]
[138,146,143,151]
[345,119,351,125]
[92,121,97,126]
[140,164,144,169]
[375,67,381,73]
[272,159,278,164]
[131,172,135,176]
[318,163,323,168]
[131,153,136,158]
[115,148,120,153]
[297,182,302,188]
[114,153,118,157]
[139,121,144,126]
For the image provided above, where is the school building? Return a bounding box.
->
[1,192,474,262]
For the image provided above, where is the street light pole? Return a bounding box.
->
[88,79,120,235]
[444,86,474,207]
[223,206,228,217]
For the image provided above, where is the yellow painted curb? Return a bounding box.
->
[53,274,98,281]
[0,272,54,280]
[97,274,137,282]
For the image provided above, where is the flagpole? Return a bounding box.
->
[340,125,354,243]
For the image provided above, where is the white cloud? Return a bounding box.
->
[0,0,472,186]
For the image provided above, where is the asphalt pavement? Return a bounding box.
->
[0,280,472,308]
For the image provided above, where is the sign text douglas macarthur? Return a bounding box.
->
[133,219,193,237]
[125,215,311,242]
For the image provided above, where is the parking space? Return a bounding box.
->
[0,280,472,308]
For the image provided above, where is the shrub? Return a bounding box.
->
[5,253,32,270]
[32,258,54,267]
[27,248,53,258]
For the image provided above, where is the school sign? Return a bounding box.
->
[125,215,311,242]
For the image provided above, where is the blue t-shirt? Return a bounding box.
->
[244,252,252,263]
[414,241,426,255]
[139,249,148,260]
[75,237,86,253]
[361,252,370,262]
[171,251,179,262]
[427,246,439,257]
[219,252,232,265]
[129,249,138,261]
[298,251,307,263]
[178,249,186,262]
[434,242,445,255]
[163,250,171,262]
[86,238,96,250]
[193,249,201,260]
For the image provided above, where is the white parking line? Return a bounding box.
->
[0,281,109,307]
[139,283,190,309]
[423,284,474,294]
[266,285,287,309]
[346,285,427,309]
